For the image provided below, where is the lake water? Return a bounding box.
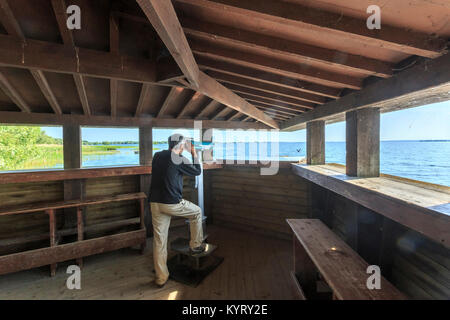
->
[79,141,450,187]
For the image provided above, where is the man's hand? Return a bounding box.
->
[185,140,197,158]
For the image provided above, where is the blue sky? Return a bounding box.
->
[41,101,450,142]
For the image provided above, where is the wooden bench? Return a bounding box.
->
[287,219,407,300]
[0,192,147,277]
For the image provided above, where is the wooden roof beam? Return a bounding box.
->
[177,0,447,58]
[0,111,270,129]
[30,70,63,115]
[0,35,157,84]
[197,56,341,99]
[0,71,31,113]
[137,0,279,128]
[182,17,393,78]
[281,53,450,131]
[137,0,200,88]
[191,38,362,90]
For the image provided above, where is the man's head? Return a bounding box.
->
[168,134,185,154]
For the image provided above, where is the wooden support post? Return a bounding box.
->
[201,128,214,162]
[346,107,380,177]
[76,206,84,268]
[139,126,153,237]
[139,198,146,254]
[63,124,84,266]
[306,120,325,165]
[47,209,57,277]
[293,236,317,299]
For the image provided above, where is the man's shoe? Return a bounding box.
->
[189,243,206,255]
[155,279,168,288]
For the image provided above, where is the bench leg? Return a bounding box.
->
[47,209,57,277]
[293,236,317,299]
[139,199,146,254]
[76,207,84,269]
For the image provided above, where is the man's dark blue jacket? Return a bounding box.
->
[150,149,201,204]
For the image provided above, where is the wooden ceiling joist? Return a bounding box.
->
[0,71,31,113]
[211,106,233,120]
[282,53,450,131]
[195,100,220,119]
[73,74,91,116]
[135,83,152,117]
[182,18,393,78]
[137,0,279,128]
[240,93,309,113]
[191,39,363,90]
[177,0,447,58]
[223,82,316,109]
[207,70,327,105]
[177,91,201,119]
[157,86,183,118]
[30,70,63,115]
[227,111,242,122]
[197,56,342,99]
[249,100,306,115]
[252,104,300,117]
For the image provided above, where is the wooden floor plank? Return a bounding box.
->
[0,226,296,300]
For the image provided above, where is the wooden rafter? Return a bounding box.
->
[240,93,309,113]
[252,103,300,117]
[208,70,327,105]
[51,0,92,116]
[51,0,75,46]
[182,18,393,78]
[227,111,241,121]
[110,79,118,118]
[195,100,220,119]
[135,83,152,117]
[30,70,63,115]
[250,100,304,115]
[211,106,232,120]
[136,0,279,128]
[197,56,342,99]
[282,53,450,131]
[0,0,24,38]
[110,14,120,118]
[177,0,447,58]
[224,82,316,109]
[73,74,91,116]
[191,38,362,90]
[177,91,201,119]
[196,72,279,128]
[0,71,31,113]
[137,0,200,88]
[158,86,183,118]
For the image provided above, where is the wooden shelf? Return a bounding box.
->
[291,163,450,248]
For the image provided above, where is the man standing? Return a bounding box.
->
[150,134,206,287]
